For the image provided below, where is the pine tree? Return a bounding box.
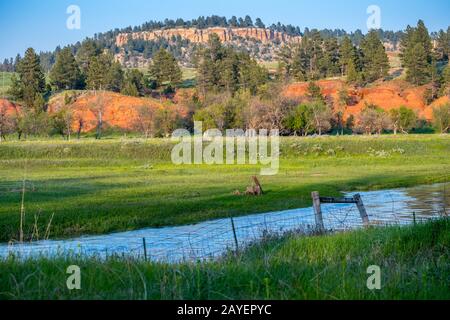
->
[360,30,389,83]
[406,43,430,85]
[346,59,359,84]
[306,81,325,103]
[107,62,124,92]
[321,38,340,77]
[305,31,324,80]
[121,81,139,97]
[436,28,450,61]
[441,64,450,96]
[255,18,265,29]
[86,53,113,90]
[121,69,143,96]
[14,48,46,109]
[414,20,432,57]
[400,20,433,85]
[339,37,355,77]
[50,47,82,90]
[76,40,101,76]
[148,48,182,89]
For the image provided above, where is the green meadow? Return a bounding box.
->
[0,135,449,243]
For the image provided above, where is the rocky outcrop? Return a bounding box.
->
[116,27,302,47]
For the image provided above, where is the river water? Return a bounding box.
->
[0,183,448,262]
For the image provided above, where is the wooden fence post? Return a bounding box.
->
[312,191,325,233]
[142,237,148,261]
[230,217,239,254]
[353,194,369,227]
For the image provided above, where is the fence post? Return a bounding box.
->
[354,194,369,227]
[230,217,239,254]
[311,191,325,233]
[413,212,416,225]
[142,237,148,261]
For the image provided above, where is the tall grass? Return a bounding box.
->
[1,219,448,300]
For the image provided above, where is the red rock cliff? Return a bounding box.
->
[116,27,302,47]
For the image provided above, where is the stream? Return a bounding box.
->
[0,183,448,262]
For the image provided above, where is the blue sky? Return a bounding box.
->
[0,0,449,60]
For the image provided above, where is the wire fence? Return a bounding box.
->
[1,186,448,263]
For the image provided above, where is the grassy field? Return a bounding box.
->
[0,135,449,243]
[0,219,448,300]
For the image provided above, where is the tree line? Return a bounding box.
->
[1,20,449,140]
[4,15,446,73]
[278,29,389,84]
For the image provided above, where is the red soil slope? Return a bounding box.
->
[283,79,446,121]
[0,98,19,115]
[48,91,186,132]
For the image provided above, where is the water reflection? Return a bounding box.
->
[0,183,448,262]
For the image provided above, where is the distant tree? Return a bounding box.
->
[432,104,450,133]
[284,101,332,136]
[321,38,340,77]
[194,102,229,131]
[405,43,431,85]
[12,48,46,110]
[441,64,450,97]
[19,108,51,138]
[76,40,101,76]
[304,31,325,79]
[148,48,182,89]
[237,53,269,95]
[154,107,179,137]
[284,103,315,136]
[345,114,355,132]
[88,92,109,139]
[356,104,390,135]
[107,62,124,92]
[86,53,113,90]
[360,31,389,83]
[0,103,14,142]
[400,20,433,85]
[49,47,82,90]
[244,16,254,27]
[121,69,144,96]
[196,34,267,96]
[121,81,139,97]
[346,59,360,84]
[306,81,324,103]
[389,106,417,134]
[255,18,265,29]
[310,102,333,135]
[13,54,21,71]
[436,28,450,61]
[51,106,74,140]
[229,16,239,27]
[339,37,355,76]
[133,105,156,138]
[339,36,361,83]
